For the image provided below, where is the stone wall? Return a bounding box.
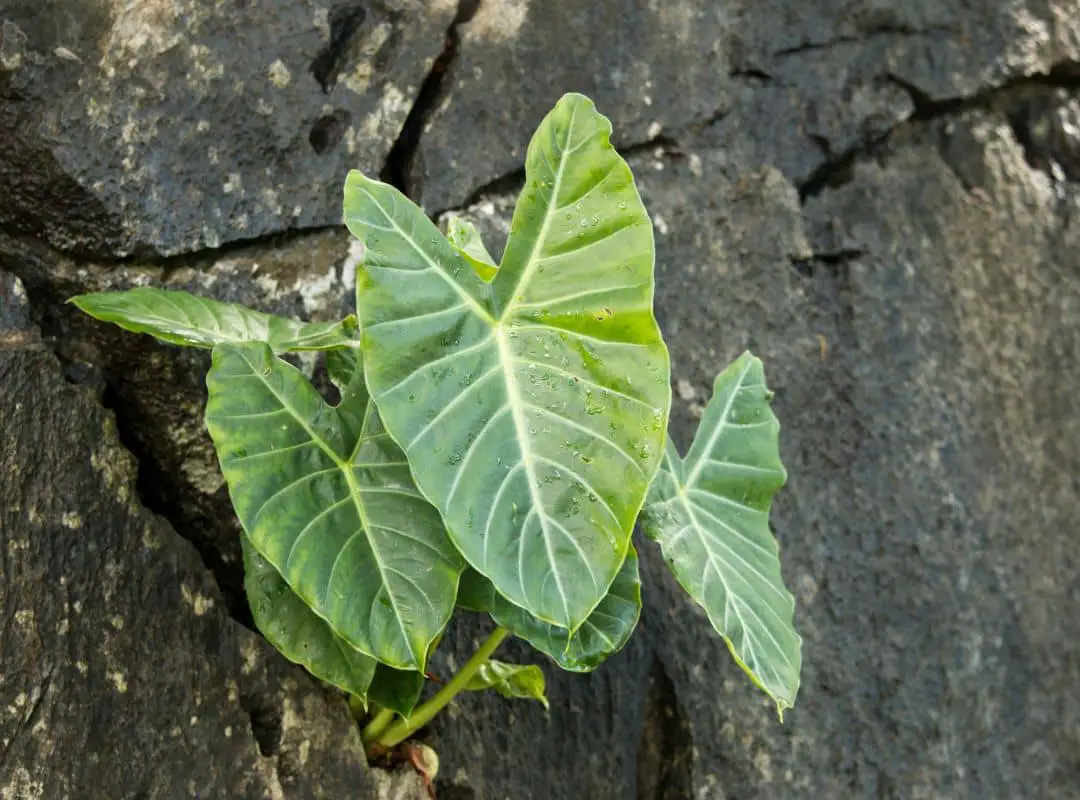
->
[1,1,1078,798]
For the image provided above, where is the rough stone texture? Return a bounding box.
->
[0,270,400,798]
[428,120,1080,797]
[0,0,455,257]
[413,0,733,209]
[418,0,1080,209]
[3,0,1080,798]
[0,229,361,621]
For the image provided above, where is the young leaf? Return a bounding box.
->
[242,535,376,701]
[460,547,641,672]
[343,92,670,635]
[368,663,426,719]
[204,342,463,671]
[639,352,801,716]
[446,215,498,281]
[467,660,549,709]
[70,287,358,352]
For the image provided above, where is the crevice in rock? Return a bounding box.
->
[636,657,693,800]
[800,62,1080,202]
[380,0,482,198]
[730,67,774,87]
[789,249,864,278]
[310,3,370,93]
[0,668,52,774]
[773,24,956,58]
[888,63,1080,123]
[3,259,254,627]
[454,165,526,210]
[239,689,284,758]
[798,135,889,202]
[99,374,254,628]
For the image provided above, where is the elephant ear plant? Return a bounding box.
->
[71,93,802,760]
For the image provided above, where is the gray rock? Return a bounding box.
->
[0,0,455,257]
[426,122,1080,797]
[414,0,735,210]
[0,270,406,798]
[417,0,1080,208]
[1,228,359,619]
[4,0,1080,797]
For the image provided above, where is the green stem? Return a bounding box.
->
[375,626,509,749]
[361,707,396,744]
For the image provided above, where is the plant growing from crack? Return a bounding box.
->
[71,93,802,768]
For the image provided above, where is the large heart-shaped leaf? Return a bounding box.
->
[639,352,801,715]
[459,547,641,673]
[205,341,463,670]
[343,93,670,633]
[467,660,549,709]
[242,535,376,700]
[70,287,357,351]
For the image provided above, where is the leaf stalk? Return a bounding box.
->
[372,626,510,750]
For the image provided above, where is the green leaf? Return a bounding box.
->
[446,215,498,281]
[242,535,376,701]
[70,287,359,352]
[343,92,670,634]
[460,547,641,672]
[368,663,426,719]
[639,352,801,716]
[467,660,549,709]
[204,341,463,670]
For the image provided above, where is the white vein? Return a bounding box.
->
[445,406,512,506]
[379,334,495,399]
[512,282,644,311]
[512,357,656,411]
[405,364,501,449]
[350,183,495,325]
[365,302,469,332]
[525,402,644,475]
[533,455,621,528]
[683,358,756,487]
[496,327,570,624]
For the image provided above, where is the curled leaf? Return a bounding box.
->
[467,660,549,709]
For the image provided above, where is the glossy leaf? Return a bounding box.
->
[204,341,463,670]
[446,215,498,281]
[460,547,641,673]
[368,663,426,719]
[242,535,375,701]
[344,92,670,634]
[70,287,358,351]
[639,352,801,715]
[467,660,549,709]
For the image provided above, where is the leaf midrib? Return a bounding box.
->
[486,104,582,628]
[496,101,578,320]
[659,354,795,704]
[236,349,419,667]
[494,327,571,626]
[682,357,755,488]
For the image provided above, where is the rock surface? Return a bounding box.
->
[2,0,1080,798]
[0,271,404,798]
[0,0,455,257]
